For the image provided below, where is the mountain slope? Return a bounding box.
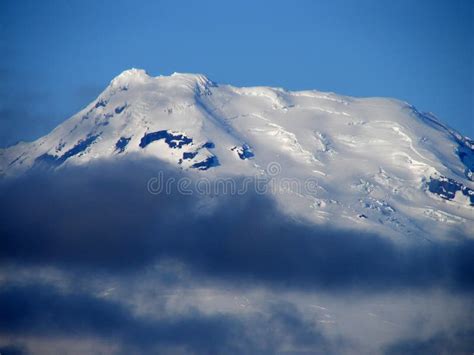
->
[1,68,473,240]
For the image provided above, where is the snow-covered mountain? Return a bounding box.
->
[1,68,473,240]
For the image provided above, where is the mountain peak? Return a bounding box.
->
[108,69,217,94]
[110,68,150,87]
[1,69,473,240]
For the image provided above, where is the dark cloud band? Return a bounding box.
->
[0,160,472,292]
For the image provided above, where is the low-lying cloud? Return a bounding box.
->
[0,159,473,353]
[0,160,472,291]
[0,281,346,354]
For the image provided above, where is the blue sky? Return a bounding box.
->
[0,0,472,146]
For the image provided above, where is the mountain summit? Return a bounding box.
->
[1,69,473,239]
